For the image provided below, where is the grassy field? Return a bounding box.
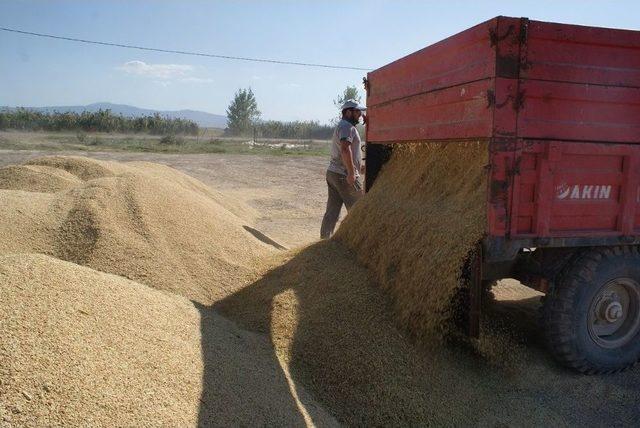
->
[0,130,331,156]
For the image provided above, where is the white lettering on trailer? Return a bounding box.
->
[557,183,570,199]
[555,183,612,200]
[570,186,580,199]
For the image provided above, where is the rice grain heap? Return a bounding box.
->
[1,152,637,427]
[0,156,335,426]
[335,141,489,338]
[0,156,274,303]
[0,253,337,427]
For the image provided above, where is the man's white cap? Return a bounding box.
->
[341,99,367,111]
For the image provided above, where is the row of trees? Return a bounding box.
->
[254,120,333,140]
[0,108,199,135]
[225,86,361,139]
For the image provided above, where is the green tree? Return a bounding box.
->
[226,88,261,136]
[334,85,362,110]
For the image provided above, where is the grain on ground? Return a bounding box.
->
[0,156,275,303]
[0,253,337,427]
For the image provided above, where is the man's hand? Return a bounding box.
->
[346,172,356,186]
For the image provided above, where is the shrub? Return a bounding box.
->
[76,132,87,143]
[159,135,185,145]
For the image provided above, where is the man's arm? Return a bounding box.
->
[339,139,356,185]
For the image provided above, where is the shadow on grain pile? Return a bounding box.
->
[216,143,640,426]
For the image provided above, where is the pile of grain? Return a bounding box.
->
[0,164,81,192]
[2,152,638,426]
[0,156,335,426]
[216,143,494,424]
[217,241,454,425]
[217,240,640,427]
[0,156,274,303]
[336,141,488,338]
[0,253,336,427]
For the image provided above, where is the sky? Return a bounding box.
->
[1,0,639,123]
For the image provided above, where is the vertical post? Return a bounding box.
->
[617,154,639,236]
[534,143,560,237]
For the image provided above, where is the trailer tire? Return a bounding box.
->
[543,246,640,374]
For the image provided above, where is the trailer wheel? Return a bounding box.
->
[543,247,640,374]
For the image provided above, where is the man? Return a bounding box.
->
[320,99,366,239]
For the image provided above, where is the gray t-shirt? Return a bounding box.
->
[328,119,362,177]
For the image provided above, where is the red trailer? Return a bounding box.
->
[364,16,640,373]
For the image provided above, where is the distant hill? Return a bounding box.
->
[1,102,227,128]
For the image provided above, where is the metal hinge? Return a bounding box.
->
[486,89,495,108]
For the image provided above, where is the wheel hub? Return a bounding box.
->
[588,279,640,349]
[597,295,624,323]
[604,301,623,322]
